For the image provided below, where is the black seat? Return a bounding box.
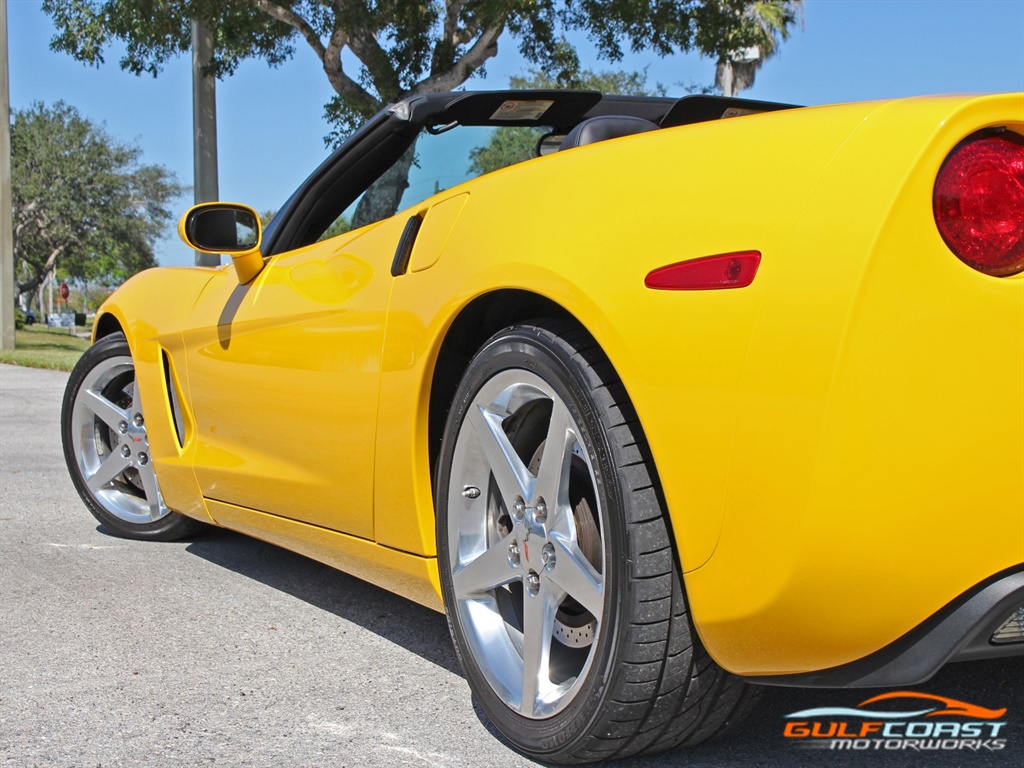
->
[559,116,660,150]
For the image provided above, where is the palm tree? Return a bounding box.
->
[716,1,803,97]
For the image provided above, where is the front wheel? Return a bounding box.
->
[61,333,202,541]
[436,321,756,764]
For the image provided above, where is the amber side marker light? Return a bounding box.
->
[645,251,761,290]
[934,129,1024,277]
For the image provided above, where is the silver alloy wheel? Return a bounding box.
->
[447,369,605,719]
[68,354,170,525]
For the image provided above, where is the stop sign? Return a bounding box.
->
[59,282,70,301]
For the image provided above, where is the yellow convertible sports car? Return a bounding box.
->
[62,89,1023,763]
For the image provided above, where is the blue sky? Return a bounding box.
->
[7,0,1024,267]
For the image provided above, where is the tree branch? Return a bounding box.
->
[347,33,400,99]
[414,21,504,95]
[249,0,326,60]
[17,246,64,296]
[323,20,347,68]
[329,0,400,99]
[431,0,476,73]
[321,25,356,94]
[250,0,376,105]
[444,0,467,43]
[43,245,63,274]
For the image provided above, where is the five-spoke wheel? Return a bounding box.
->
[62,333,200,540]
[447,368,605,719]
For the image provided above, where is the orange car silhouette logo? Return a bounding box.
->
[788,691,1007,720]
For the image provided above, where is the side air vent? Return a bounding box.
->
[162,350,187,449]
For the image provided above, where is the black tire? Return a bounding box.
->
[435,320,757,764]
[61,333,203,541]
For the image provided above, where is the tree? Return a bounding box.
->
[11,102,185,302]
[714,1,801,96]
[319,214,352,240]
[468,68,665,177]
[258,208,350,240]
[43,1,802,145]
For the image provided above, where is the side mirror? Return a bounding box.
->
[178,203,265,284]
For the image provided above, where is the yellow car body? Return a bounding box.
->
[69,90,1022,760]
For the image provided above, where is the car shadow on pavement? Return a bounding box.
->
[182,527,1023,768]
[183,526,462,676]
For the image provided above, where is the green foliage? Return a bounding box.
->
[468,126,544,178]
[256,205,347,241]
[44,1,802,146]
[510,68,668,97]
[14,309,26,331]
[11,101,186,299]
[61,280,115,313]
[468,68,665,177]
[43,0,295,79]
[319,215,352,242]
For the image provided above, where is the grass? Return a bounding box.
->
[0,325,91,371]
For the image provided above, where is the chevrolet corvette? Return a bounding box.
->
[61,89,1024,763]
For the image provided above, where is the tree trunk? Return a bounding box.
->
[716,60,735,97]
[351,141,418,230]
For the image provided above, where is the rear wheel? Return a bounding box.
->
[436,320,756,764]
[61,333,201,541]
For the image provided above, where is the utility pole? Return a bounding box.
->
[1,0,15,350]
[192,17,220,267]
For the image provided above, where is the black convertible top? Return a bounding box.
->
[392,89,795,130]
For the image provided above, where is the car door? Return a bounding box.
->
[181,216,408,539]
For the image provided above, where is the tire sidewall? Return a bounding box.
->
[436,324,630,758]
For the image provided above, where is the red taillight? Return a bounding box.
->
[934,130,1024,276]
[645,251,761,290]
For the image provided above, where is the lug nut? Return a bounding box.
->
[133,413,144,427]
[120,445,131,458]
[118,420,128,435]
[512,496,525,520]
[526,570,541,596]
[138,452,149,466]
[534,497,547,524]
[541,542,556,571]
[508,541,521,567]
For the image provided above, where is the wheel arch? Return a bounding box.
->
[93,311,125,342]
[427,289,573,491]
[423,289,685,588]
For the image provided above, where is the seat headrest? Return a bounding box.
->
[559,116,660,151]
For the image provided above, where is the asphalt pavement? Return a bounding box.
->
[1,362,1020,767]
